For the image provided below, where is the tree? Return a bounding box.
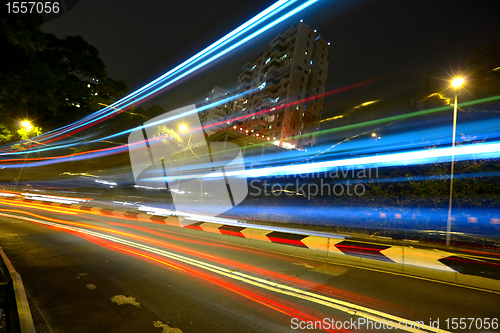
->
[17,125,42,140]
[0,124,12,143]
[0,11,129,136]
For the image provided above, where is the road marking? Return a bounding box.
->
[153,320,183,333]
[0,212,450,333]
[86,284,97,290]
[111,295,141,308]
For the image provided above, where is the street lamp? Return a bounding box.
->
[178,124,204,204]
[21,121,32,131]
[14,121,33,191]
[446,77,464,246]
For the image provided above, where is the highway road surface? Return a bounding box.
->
[0,202,499,333]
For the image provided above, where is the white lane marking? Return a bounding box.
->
[0,212,450,333]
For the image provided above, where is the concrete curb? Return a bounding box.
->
[0,248,36,333]
[2,195,500,293]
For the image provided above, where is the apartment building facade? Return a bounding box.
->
[231,22,329,149]
[199,86,232,136]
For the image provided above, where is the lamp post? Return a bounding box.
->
[179,124,203,205]
[14,121,33,191]
[446,77,464,246]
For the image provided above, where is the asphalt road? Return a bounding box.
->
[0,204,499,333]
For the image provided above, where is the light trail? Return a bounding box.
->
[141,140,500,182]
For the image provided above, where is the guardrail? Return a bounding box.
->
[0,248,36,333]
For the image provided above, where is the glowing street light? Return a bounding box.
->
[446,77,465,246]
[371,133,376,137]
[180,124,187,132]
[21,121,32,131]
[451,77,464,89]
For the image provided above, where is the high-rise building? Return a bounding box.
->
[200,86,232,136]
[231,22,329,148]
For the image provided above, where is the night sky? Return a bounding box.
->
[42,0,500,122]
